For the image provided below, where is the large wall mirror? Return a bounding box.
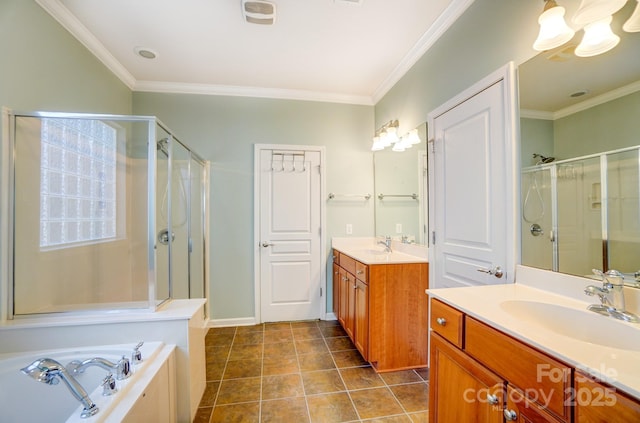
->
[373,122,428,245]
[519,1,640,286]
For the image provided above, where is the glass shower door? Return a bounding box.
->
[169,141,191,299]
[606,150,640,274]
[189,157,206,303]
[521,168,553,270]
[556,158,602,276]
[155,127,171,305]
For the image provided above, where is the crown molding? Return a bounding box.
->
[371,0,476,104]
[521,80,640,121]
[36,0,136,89]
[36,0,470,106]
[553,80,640,119]
[133,81,374,105]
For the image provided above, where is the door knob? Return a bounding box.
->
[477,266,503,278]
[262,242,274,248]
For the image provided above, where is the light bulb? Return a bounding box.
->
[575,16,620,57]
[533,3,575,51]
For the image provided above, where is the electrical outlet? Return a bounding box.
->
[396,223,402,233]
[346,223,353,234]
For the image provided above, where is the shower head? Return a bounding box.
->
[533,153,555,164]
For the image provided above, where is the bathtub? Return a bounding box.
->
[0,341,176,422]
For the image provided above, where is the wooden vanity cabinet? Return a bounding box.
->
[429,298,640,423]
[574,372,640,422]
[333,249,428,371]
[430,332,504,423]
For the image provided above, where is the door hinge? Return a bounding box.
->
[431,231,436,245]
[320,287,323,297]
[428,138,436,153]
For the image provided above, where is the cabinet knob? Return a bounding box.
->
[356,270,363,274]
[436,317,447,326]
[486,394,499,405]
[503,409,517,421]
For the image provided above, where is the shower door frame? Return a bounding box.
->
[2,110,207,320]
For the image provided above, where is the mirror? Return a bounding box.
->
[373,122,428,245]
[519,1,640,285]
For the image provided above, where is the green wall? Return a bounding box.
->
[375,0,541,134]
[554,91,640,159]
[0,1,131,114]
[132,93,374,320]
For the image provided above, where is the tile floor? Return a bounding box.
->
[194,320,429,423]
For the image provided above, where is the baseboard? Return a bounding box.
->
[208,317,257,328]
[324,312,337,321]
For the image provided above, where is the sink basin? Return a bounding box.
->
[500,300,640,351]
[360,248,390,256]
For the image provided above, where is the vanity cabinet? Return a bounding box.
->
[574,372,640,422]
[333,249,429,371]
[429,298,640,422]
[430,332,504,422]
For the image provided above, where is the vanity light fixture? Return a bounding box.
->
[575,16,620,57]
[572,0,627,26]
[623,0,640,32]
[371,121,422,152]
[533,0,575,51]
[534,0,638,56]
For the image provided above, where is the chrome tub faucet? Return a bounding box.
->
[21,358,99,418]
[67,355,132,380]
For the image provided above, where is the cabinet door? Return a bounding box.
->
[574,373,640,422]
[504,386,561,423]
[429,333,504,423]
[332,263,340,315]
[338,267,348,328]
[354,279,368,360]
[338,268,355,339]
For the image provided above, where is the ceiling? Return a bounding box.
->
[37,0,472,105]
[519,0,640,118]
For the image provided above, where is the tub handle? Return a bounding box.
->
[132,341,144,364]
[102,373,118,396]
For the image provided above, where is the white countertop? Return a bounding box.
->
[428,279,640,400]
[332,237,428,265]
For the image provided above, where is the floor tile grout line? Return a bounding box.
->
[208,326,237,418]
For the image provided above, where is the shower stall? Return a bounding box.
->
[521,146,640,277]
[6,111,208,318]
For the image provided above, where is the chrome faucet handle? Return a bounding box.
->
[592,268,604,278]
[116,356,131,380]
[132,342,144,364]
[101,373,118,396]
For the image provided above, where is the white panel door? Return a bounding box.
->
[258,148,322,322]
[431,74,515,288]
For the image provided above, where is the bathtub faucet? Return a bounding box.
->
[67,355,131,380]
[21,358,99,418]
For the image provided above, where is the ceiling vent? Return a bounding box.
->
[242,0,276,25]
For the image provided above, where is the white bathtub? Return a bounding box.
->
[0,342,175,422]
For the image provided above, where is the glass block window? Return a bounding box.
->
[40,118,117,248]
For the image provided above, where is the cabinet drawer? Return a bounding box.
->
[355,261,368,283]
[465,317,572,422]
[430,299,464,349]
[339,253,356,275]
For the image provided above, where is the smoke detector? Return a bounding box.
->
[242,0,276,25]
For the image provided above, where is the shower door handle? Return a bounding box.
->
[158,229,175,245]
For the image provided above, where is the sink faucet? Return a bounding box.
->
[377,236,392,252]
[585,269,639,323]
[67,355,132,380]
